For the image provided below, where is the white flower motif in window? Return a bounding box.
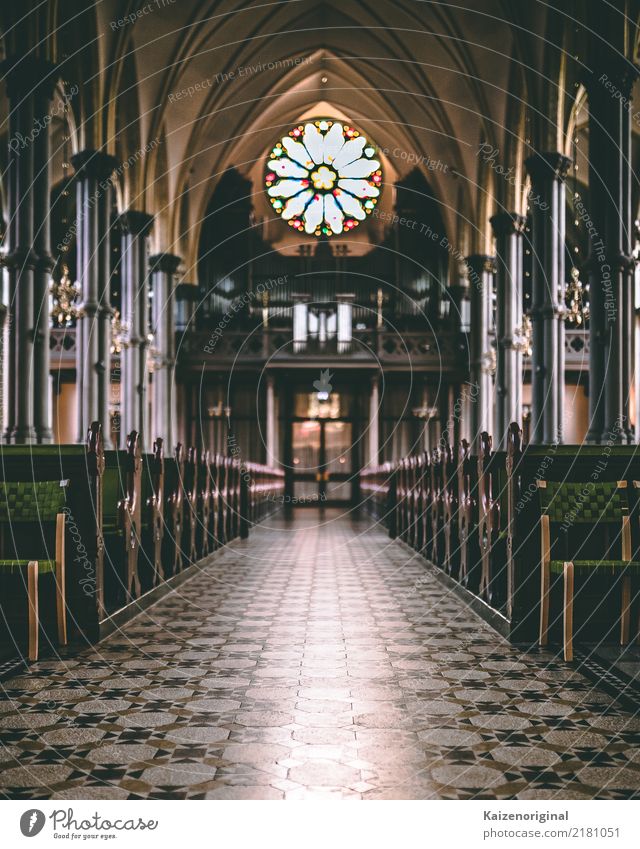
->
[265,119,382,236]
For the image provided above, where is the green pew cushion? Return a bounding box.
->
[539,480,627,524]
[549,559,640,576]
[0,481,67,522]
[0,559,55,574]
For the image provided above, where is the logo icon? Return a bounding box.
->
[313,369,333,400]
[20,810,45,837]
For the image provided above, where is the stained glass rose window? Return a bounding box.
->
[265,119,382,236]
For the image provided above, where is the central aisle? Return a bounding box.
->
[1,509,640,800]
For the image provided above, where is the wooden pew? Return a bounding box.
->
[457,439,481,593]
[140,437,164,589]
[209,453,222,548]
[217,455,229,545]
[407,456,420,550]
[505,422,640,643]
[360,462,396,536]
[396,458,409,542]
[240,463,286,536]
[181,447,199,565]
[0,424,104,649]
[429,448,443,566]
[162,444,184,575]
[418,452,431,555]
[441,442,460,578]
[102,431,142,612]
[0,479,70,661]
[227,457,241,542]
[477,432,509,610]
[413,453,426,553]
[198,449,213,558]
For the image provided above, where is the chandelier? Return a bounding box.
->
[565,266,589,326]
[50,264,81,326]
[110,310,127,355]
[513,315,532,357]
[411,404,438,420]
[146,332,164,373]
[481,347,496,375]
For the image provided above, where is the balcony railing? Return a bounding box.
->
[49,326,591,372]
[179,327,466,370]
[564,328,589,366]
[49,327,77,367]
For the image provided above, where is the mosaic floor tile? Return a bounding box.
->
[0,509,639,799]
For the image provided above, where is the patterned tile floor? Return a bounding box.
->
[1,508,640,800]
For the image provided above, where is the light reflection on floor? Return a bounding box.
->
[1,509,639,799]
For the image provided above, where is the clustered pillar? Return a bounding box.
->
[525,152,570,445]
[585,59,637,444]
[117,211,153,447]
[72,150,119,444]
[465,254,495,443]
[491,213,526,449]
[2,57,59,444]
[149,252,181,452]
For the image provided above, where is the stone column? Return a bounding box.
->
[72,151,118,443]
[491,212,526,448]
[292,295,309,352]
[465,254,495,443]
[149,253,180,452]
[0,221,10,440]
[336,293,354,354]
[1,57,59,443]
[585,65,636,443]
[265,374,276,466]
[117,211,153,447]
[368,375,380,466]
[175,282,198,332]
[525,152,570,445]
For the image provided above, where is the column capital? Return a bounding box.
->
[0,56,59,100]
[525,151,571,186]
[490,211,526,237]
[116,210,154,236]
[465,254,496,274]
[175,282,199,302]
[149,253,181,274]
[71,149,119,182]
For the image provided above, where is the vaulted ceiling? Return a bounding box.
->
[1,0,639,276]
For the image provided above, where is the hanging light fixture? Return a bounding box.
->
[481,346,497,375]
[513,315,533,357]
[565,266,589,326]
[110,309,127,354]
[50,264,81,326]
[146,332,163,373]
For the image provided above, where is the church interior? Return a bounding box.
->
[1,0,640,804]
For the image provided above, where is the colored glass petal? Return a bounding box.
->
[304,196,324,233]
[323,122,345,164]
[338,158,381,178]
[282,189,313,219]
[338,179,380,198]
[268,179,307,198]
[332,137,366,171]
[324,193,344,234]
[270,157,308,178]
